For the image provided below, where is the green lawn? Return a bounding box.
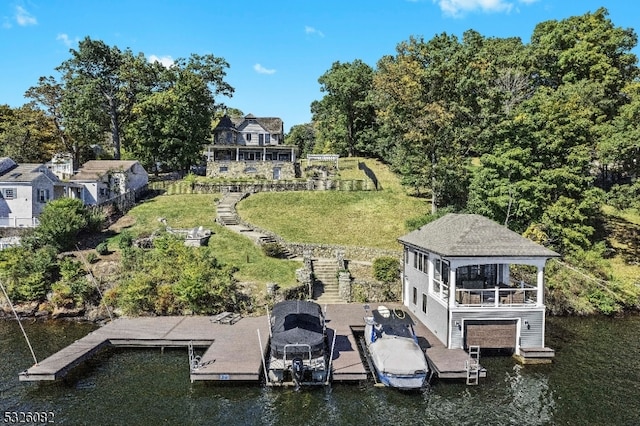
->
[237,158,431,249]
[111,194,301,288]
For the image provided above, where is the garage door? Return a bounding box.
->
[465,320,517,349]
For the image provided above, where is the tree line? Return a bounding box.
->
[1,36,233,173]
[288,8,640,260]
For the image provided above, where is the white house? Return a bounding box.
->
[70,160,149,205]
[398,213,560,363]
[0,157,81,227]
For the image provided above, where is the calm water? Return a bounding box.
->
[1,315,639,425]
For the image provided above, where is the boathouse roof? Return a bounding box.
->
[398,213,560,258]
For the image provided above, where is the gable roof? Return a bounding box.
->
[0,160,56,184]
[398,213,559,258]
[72,160,142,181]
[215,114,283,135]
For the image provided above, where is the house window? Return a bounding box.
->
[37,189,50,203]
[422,293,427,313]
[265,134,271,144]
[245,133,252,141]
[259,134,264,146]
[99,188,108,197]
[2,188,16,199]
[412,287,417,305]
[219,166,228,173]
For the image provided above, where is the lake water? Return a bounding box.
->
[1,315,639,425]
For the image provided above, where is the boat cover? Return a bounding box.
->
[369,336,429,376]
[270,300,325,358]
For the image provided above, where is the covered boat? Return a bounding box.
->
[266,300,329,386]
[364,306,429,390]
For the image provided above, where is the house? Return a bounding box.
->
[0,157,81,227]
[70,160,149,205]
[205,114,298,179]
[398,213,560,362]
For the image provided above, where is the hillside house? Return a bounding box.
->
[399,213,560,362]
[205,114,298,179]
[70,160,149,205]
[0,157,81,227]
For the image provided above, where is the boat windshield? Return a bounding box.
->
[379,323,414,339]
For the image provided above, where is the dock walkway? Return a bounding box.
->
[19,304,483,383]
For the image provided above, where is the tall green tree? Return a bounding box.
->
[126,54,233,173]
[56,37,153,160]
[311,60,377,157]
[373,34,471,210]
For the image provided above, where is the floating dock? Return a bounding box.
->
[18,304,484,383]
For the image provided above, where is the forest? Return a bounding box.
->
[1,7,639,315]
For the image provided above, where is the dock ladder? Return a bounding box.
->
[466,345,480,386]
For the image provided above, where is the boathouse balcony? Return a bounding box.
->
[430,273,540,308]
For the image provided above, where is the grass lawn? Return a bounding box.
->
[108,194,301,288]
[237,158,431,249]
[601,205,640,284]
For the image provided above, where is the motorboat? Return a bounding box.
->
[266,300,331,386]
[364,305,429,390]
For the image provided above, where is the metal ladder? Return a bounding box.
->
[466,345,480,385]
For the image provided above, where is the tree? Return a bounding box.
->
[311,60,377,157]
[373,34,471,210]
[56,37,155,160]
[0,104,58,162]
[285,123,316,158]
[25,76,84,166]
[126,54,234,173]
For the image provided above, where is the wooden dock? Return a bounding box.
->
[18,304,485,384]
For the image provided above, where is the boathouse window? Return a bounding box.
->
[422,293,427,313]
[413,251,428,274]
[413,287,417,305]
[2,188,16,199]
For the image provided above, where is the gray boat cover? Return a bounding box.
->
[369,335,429,375]
[270,300,325,358]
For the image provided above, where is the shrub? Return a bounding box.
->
[262,242,285,258]
[33,198,89,251]
[373,256,400,284]
[118,230,134,250]
[96,242,109,255]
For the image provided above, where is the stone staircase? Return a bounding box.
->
[216,192,245,225]
[257,234,297,260]
[313,259,344,303]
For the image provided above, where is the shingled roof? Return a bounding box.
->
[217,114,283,135]
[398,213,559,258]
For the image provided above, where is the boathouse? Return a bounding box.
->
[399,213,560,362]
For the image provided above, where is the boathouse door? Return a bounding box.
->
[464,320,517,350]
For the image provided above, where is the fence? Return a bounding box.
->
[0,217,40,228]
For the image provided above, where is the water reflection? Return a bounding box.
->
[1,316,640,425]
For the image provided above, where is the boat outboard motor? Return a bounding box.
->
[292,357,304,384]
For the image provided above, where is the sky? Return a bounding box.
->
[2,0,640,133]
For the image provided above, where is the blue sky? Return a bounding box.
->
[1,1,639,133]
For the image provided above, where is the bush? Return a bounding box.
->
[372,256,400,284]
[96,242,109,255]
[118,230,134,250]
[262,242,285,258]
[33,198,89,251]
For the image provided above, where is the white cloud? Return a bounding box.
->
[15,6,37,26]
[253,63,276,75]
[148,55,175,67]
[434,0,518,17]
[305,25,325,38]
[56,33,76,47]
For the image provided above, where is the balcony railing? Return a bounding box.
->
[455,283,538,308]
[0,217,40,228]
